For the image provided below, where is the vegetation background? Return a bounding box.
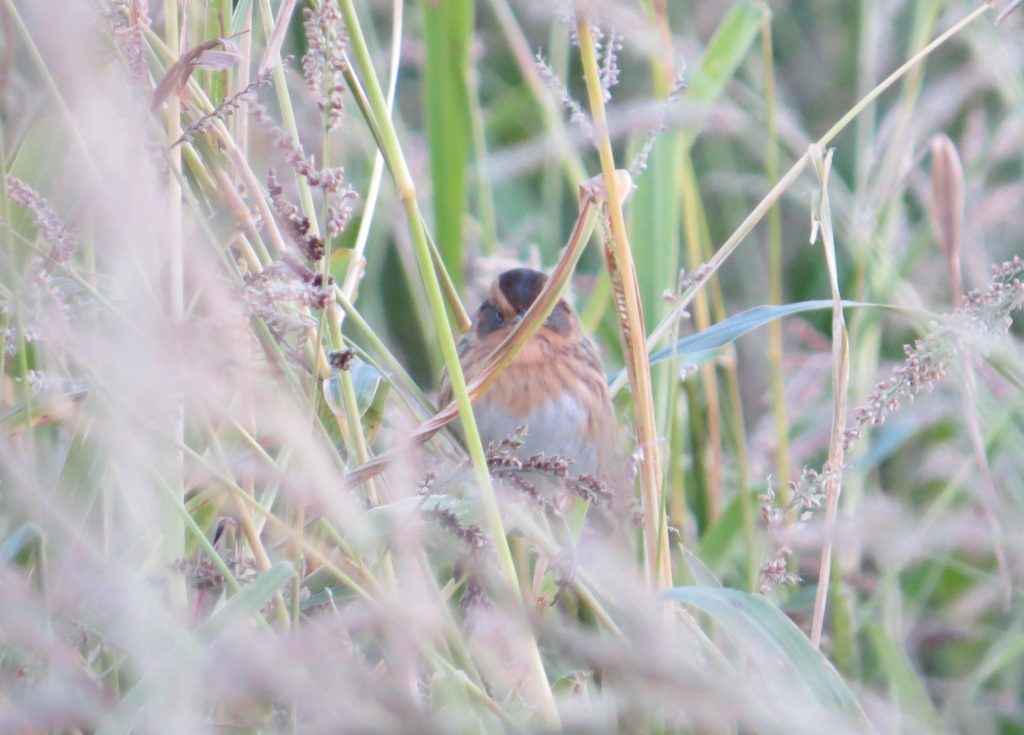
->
[1,0,1022,732]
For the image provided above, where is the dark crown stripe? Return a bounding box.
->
[498,268,548,314]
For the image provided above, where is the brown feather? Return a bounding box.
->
[441,268,621,484]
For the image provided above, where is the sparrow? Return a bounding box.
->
[440,267,621,488]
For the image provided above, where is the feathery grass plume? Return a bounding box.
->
[569,472,612,507]
[241,257,332,339]
[301,0,348,130]
[479,426,613,513]
[2,323,18,357]
[757,466,832,591]
[253,103,357,240]
[627,134,657,179]
[105,0,149,87]
[424,508,490,557]
[487,454,556,512]
[597,27,623,102]
[758,547,800,592]
[6,177,78,265]
[266,169,326,261]
[628,63,686,179]
[534,51,593,137]
[844,256,1024,448]
[761,257,1024,591]
[251,102,349,194]
[174,68,274,146]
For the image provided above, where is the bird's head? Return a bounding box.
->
[473,267,574,339]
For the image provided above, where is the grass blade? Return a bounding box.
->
[421,0,473,289]
[663,586,870,723]
[610,299,884,390]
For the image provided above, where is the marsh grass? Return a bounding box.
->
[1,0,1023,733]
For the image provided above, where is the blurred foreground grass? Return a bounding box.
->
[1,0,1023,732]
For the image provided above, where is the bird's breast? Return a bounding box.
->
[456,329,614,476]
[474,392,600,475]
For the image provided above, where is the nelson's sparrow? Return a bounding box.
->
[440,267,621,489]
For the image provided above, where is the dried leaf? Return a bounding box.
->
[152,37,243,110]
[193,39,243,71]
[808,144,834,245]
[578,169,632,208]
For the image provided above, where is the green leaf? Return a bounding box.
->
[649,299,879,366]
[430,670,502,733]
[868,622,944,732]
[611,299,885,386]
[679,0,765,149]
[630,0,762,318]
[964,631,1024,701]
[421,0,473,288]
[1,523,43,565]
[196,561,294,642]
[696,490,759,576]
[679,543,722,588]
[663,586,869,724]
[55,406,107,531]
[229,0,253,36]
[631,133,680,322]
[352,359,387,418]
[101,562,293,735]
[322,358,385,420]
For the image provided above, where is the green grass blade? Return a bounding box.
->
[630,135,680,322]
[421,0,473,289]
[679,0,764,149]
[649,300,886,363]
[230,0,254,35]
[663,586,870,723]
[196,561,295,642]
[610,300,888,388]
[631,0,761,322]
[695,490,759,578]
[868,621,944,732]
[1,522,43,565]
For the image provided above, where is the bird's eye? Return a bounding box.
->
[477,302,505,335]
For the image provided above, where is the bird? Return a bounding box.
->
[439,267,622,495]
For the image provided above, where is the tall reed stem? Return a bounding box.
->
[575,18,671,588]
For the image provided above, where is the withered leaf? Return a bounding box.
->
[152,37,243,110]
